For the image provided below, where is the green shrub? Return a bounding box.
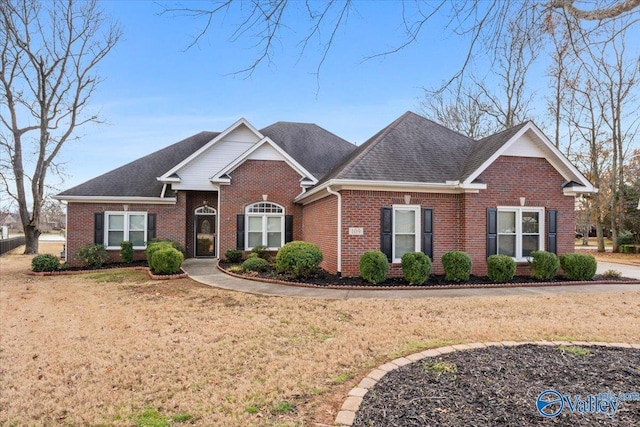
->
[150,247,184,274]
[31,254,61,272]
[275,241,323,278]
[74,244,109,268]
[359,251,388,284]
[400,252,432,285]
[146,241,172,268]
[242,256,269,273]
[148,238,184,253]
[251,245,269,259]
[487,254,516,283]
[225,249,244,263]
[441,251,472,282]
[529,250,559,280]
[616,230,634,246]
[620,244,639,254]
[559,253,597,281]
[120,241,134,264]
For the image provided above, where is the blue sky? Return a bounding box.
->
[57,1,494,191]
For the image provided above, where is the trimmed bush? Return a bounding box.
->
[559,253,597,281]
[251,245,269,259]
[146,241,172,268]
[74,244,109,269]
[487,254,516,283]
[401,252,432,285]
[441,251,472,282]
[148,238,184,253]
[31,254,61,272]
[242,256,269,273]
[275,241,323,278]
[120,241,134,264]
[621,244,639,254]
[529,250,559,280]
[359,251,388,284]
[225,249,244,263]
[151,247,184,274]
[616,230,634,246]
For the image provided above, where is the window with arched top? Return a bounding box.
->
[195,206,216,215]
[245,202,284,249]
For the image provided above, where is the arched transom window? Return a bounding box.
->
[245,202,284,249]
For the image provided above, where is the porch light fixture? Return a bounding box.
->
[520,197,526,206]
[404,194,411,204]
[262,194,268,201]
[203,200,209,208]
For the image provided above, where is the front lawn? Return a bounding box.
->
[1,243,639,426]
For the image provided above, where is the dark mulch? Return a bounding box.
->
[61,260,149,272]
[353,345,640,426]
[218,263,634,287]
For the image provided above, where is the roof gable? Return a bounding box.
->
[461,121,594,192]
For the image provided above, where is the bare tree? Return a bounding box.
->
[420,84,496,139]
[0,0,121,254]
[163,1,640,83]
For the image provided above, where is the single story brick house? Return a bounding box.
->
[55,111,595,276]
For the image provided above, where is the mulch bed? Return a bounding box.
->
[218,262,637,288]
[353,345,640,426]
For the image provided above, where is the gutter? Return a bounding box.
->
[326,186,342,276]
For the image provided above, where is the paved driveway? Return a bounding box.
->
[183,259,640,299]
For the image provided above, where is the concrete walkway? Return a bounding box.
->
[182,259,640,299]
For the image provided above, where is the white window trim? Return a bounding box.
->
[104,211,148,250]
[245,202,285,250]
[392,204,421,263]
[497,206,545,261]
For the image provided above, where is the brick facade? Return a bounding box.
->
[65,198,187,266]
[302,156,576,277]
[218,160,304,257]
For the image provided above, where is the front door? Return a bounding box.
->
[195,207,216,257]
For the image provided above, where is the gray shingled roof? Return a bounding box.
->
[321,111,479,183]
[459,122,529,182]
[57,131,219,198]
[260,121,356,178]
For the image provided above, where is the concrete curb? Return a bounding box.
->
[334,341,640,426]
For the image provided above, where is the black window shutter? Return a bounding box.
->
[380,207,392,262]
[94,213,104,245]
[547,209,558,254]
[285,215,293,243]
[147,213,156,241]
[236,214,245,250]
[421,208,433,259]
[487,208,497,258]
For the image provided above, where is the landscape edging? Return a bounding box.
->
[216,261,640,290]
[334,341,640,426]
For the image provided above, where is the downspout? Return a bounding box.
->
[326,186,341,275]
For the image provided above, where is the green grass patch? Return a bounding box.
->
[422,360,458,374]
[245,405,260,414]
[271,401,295,414]
[85,269,147,283]
[131,408,169,427]
[559,345,592,357]
[332,371,355,384]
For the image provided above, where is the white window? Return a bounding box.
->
[497,207,544,260]
[105,212,147,249]
[245,202,284,250]
[393,205,420,262]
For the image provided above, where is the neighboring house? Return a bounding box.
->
[55,112,595,277]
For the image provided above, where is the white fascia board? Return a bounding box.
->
[158,118,264,181]
[157,176,181,183]
[51,195,177,204]
[463,122,595,192]
[295,179,477,204]
[211,137,318,184]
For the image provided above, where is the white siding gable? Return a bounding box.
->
[172,124,260,190]
[246,143,285,162]
[503,133,546,158]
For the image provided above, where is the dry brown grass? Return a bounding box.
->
[2,243,640,426]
